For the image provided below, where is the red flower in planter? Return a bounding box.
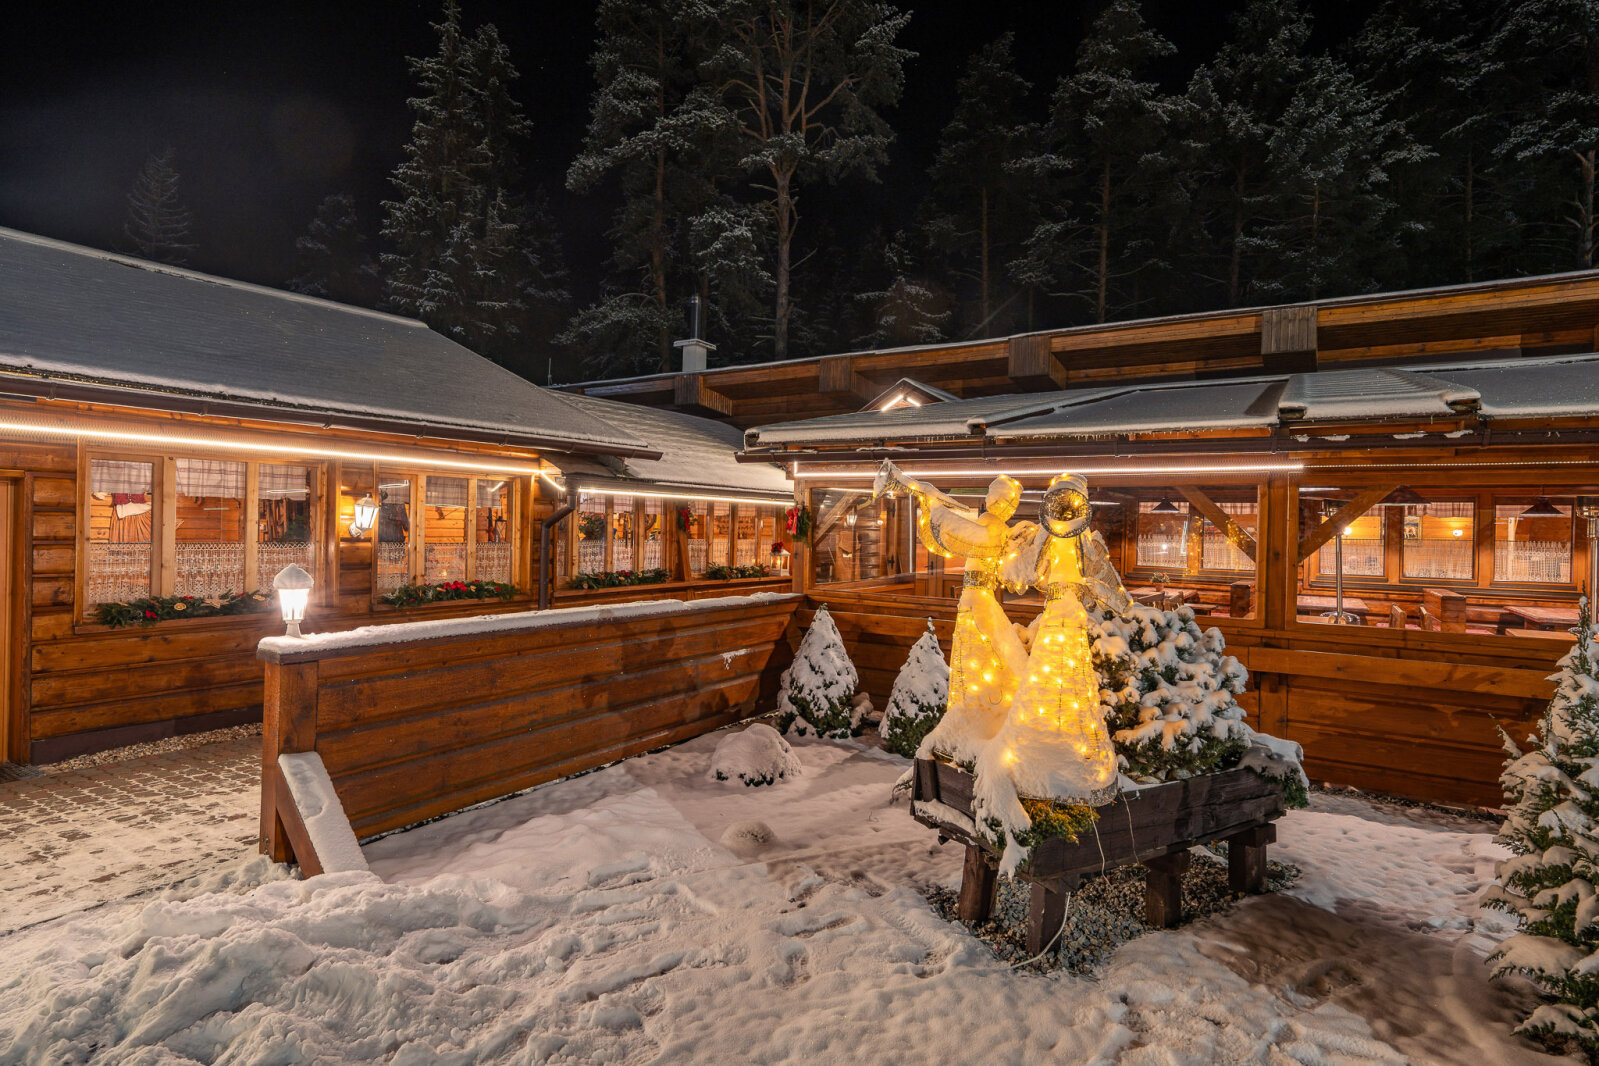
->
[144,609,157,619]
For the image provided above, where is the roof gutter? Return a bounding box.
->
[0,370,664,461]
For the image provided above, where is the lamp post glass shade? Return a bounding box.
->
[273,562,314,637]
[846,510,857,527]
[351,493,379,536]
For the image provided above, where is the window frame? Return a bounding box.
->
[78,447,328,623]
[369,469,522,600]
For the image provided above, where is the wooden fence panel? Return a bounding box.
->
[260,595,799,854]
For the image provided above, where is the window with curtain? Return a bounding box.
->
[711,501,732,566]
[611,495,636,571]
[376,473,413,592]
[86,459,154,604]
[173,459,247,599]
[577,492,606,574]
[1494,501,1572,583]
[424,476,468,582]
[1402,501,1474,580]
[258,464,314,582]
[684,501,708,574]
[1317,510,1384,578]
[641,498,664,569]
[1135,501,1189,570]
[476,479,513,583]
[734,508,757,565]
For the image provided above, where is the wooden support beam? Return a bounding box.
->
[1227,824,1275,895]
[1295,485,1397,564]
[1007,334,1066,389]
[1177,486,1257,561]
[259,659,319,863]
[958,844,999,923]
[1027,878,1072,954]
[673,374,733,417]
[818,354,854,393]
[1144,850,1190,928]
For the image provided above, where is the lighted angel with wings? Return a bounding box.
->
[872,461,1034,764]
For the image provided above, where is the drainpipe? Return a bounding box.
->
[539,477,580,611]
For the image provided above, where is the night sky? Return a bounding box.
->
[0,1,1378,305]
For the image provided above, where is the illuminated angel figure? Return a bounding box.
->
[873,460,1033,764]
[976,474,1129,870]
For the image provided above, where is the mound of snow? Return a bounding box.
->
[719,820,778,856]
[708,724,800,787]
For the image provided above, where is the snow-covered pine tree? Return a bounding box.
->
[700,0,912,361]
[381,2,565,368]
[879,620,949,758]
[853,237,949,349]
[1489,0,1599,271]
[775,605,863,739]
[1489,599,1599,1057]
[123,150,195,265]
[1090,603,1255,784]
[1018,0,1181,325]
[921,33,1039,337]
[564,0,728,376]
[1350,0,1525,288]
[289,193,381,308]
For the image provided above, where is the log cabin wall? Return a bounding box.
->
[259,595,799,852]
[3,415,800,765]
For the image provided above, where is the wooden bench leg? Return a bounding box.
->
[957,844,998,923]
[1227,824,1276,895]
[1026,878,1074,955]
[1145,851,1190,928]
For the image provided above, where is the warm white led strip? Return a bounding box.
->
[0,415,551,476]
[539,474,792,507]
[796,460,1305,479]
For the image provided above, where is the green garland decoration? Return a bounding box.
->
[380,579,517,608]
[93,591,274,628]
[703,563,773,580]
[568,567,671,590]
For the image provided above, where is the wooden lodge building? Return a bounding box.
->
[0,229,790,765]
[569,274,1599,808]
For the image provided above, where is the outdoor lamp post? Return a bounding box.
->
[349,493,379,537]
[1578,496,1599,600]
[273,563,314,638]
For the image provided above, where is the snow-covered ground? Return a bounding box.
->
[0,728,1558,1065]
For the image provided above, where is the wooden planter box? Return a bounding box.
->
[911,757,1288,952]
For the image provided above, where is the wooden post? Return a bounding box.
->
[1227,823,1276,895]
[1229,580,1253,618]
[260,659,320,864]
[1144,850,1190,928]
[958,844,999,923]
[1424,587,1467,633]
[1026,879,1071,954]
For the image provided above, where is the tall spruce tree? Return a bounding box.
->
[1351,0,1523,287]
[381,2,566,368]
[288,193,381,308]
[1251,57,1423,301]
[1491,0,1599,270]
[921,34,1038,337]
[566,0,728,375]
[1182,0,1312,307]
[123,150,196,265]
[701,0,913,361]
[1019,0,1180,323]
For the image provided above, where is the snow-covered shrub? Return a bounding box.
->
[774,605,863,739]
[878,620,948,758]
[1091,604,1252,783]
[708,724,800,787]
[1489,599,1599,1057]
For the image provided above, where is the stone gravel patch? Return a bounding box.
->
[924,846,1300,974]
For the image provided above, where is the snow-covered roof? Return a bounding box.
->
[558,394,791,500]
[743,352,1599,449]
[0,228,652,456]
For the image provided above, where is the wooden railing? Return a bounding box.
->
[258,593,799,863]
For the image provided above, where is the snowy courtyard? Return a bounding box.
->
[0,727,1557,1065]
